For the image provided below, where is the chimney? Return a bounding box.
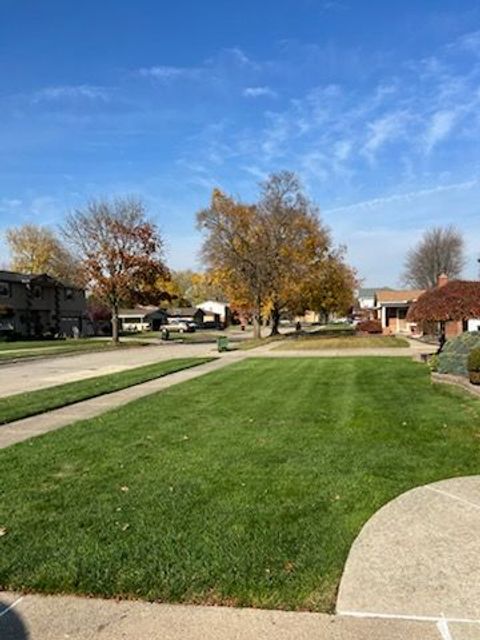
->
[437,273,448,288]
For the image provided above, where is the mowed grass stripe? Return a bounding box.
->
[0,357,479,611]
[0,357,214,424]
[275,335,410,350]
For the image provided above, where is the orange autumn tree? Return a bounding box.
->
[297,248,357,322]
[63,197,170,343]
[6,223,81,284]
[198,172,356,337]
[168,270,226,307]
[258,171,332,334]
[197,190,270,338]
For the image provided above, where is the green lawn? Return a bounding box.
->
[0,357,213,424]
[0,358,479,612]
[0,339,145,362]
[238,335,286,350]
[277,335,410,350]
[0,338,112,351]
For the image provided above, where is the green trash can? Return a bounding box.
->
[217,336,229,352]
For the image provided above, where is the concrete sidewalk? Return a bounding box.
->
[0,341,436,450]
[337,475,480,639]
[0,353,248,449]
[0,592,442,640]
[0,336,435,399]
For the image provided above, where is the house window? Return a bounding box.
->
[33,285,42,299]
[0,281,10,298]
[64,288,74,300]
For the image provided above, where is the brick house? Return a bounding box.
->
[0,270,87,338]
[407,274,480,339]
[376,289,425,335]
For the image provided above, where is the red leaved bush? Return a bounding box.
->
[407,280,480,322]
[357,319,382,334]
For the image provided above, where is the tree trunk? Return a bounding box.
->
[111,303,120,344]
[253,314,262,339]
[269,305,280,336]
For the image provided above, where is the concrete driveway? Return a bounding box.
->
[337,475,480,638]
[0,342,219,398]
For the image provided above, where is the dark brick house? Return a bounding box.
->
[0,270,87,338]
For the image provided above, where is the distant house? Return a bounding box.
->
[118,306,168,332]
[357,287,377,311]
[197,300,231,328]
[376,289,425,335]
[407,275,480,339]
[167,307,205,326]
[0,270,87,338]
[356,287,393,320]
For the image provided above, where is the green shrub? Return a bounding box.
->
[438,332,480,376]
[467,347,480,372]
[427,354,439,372]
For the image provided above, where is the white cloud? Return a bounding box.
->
[0,198,22,211]
[243,86,277,98]
[363,110,410,160]
[138,65,201,81]
[334,140,352,162]
[448,29,480,55]
[325,177,479,215]
[424,109,457,153]
[223,47,258,68]
[33,85,109,102]
[139,47,259,86]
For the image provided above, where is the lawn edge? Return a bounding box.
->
[0,357,216,425]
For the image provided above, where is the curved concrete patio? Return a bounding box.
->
[337,475,480,636]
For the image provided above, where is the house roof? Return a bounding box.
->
[168,307,203,317]
[0,270,82,289]
[118,306,165,318]
[197,300,229,312]
[357,288,377,298]
[376,289,425,304]
[198,299,229,307]
[407,280,480,322]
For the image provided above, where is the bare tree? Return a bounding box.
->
[63,197,169,343]
[402,226,465,289]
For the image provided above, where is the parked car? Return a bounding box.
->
[161,320,195,333]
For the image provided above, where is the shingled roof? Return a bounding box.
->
[407,280,480,322]
[376,289,425,304]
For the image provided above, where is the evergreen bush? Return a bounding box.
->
[467,347,480,372]
[438,332,480,376]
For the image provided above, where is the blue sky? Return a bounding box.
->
[1,0,480,286]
